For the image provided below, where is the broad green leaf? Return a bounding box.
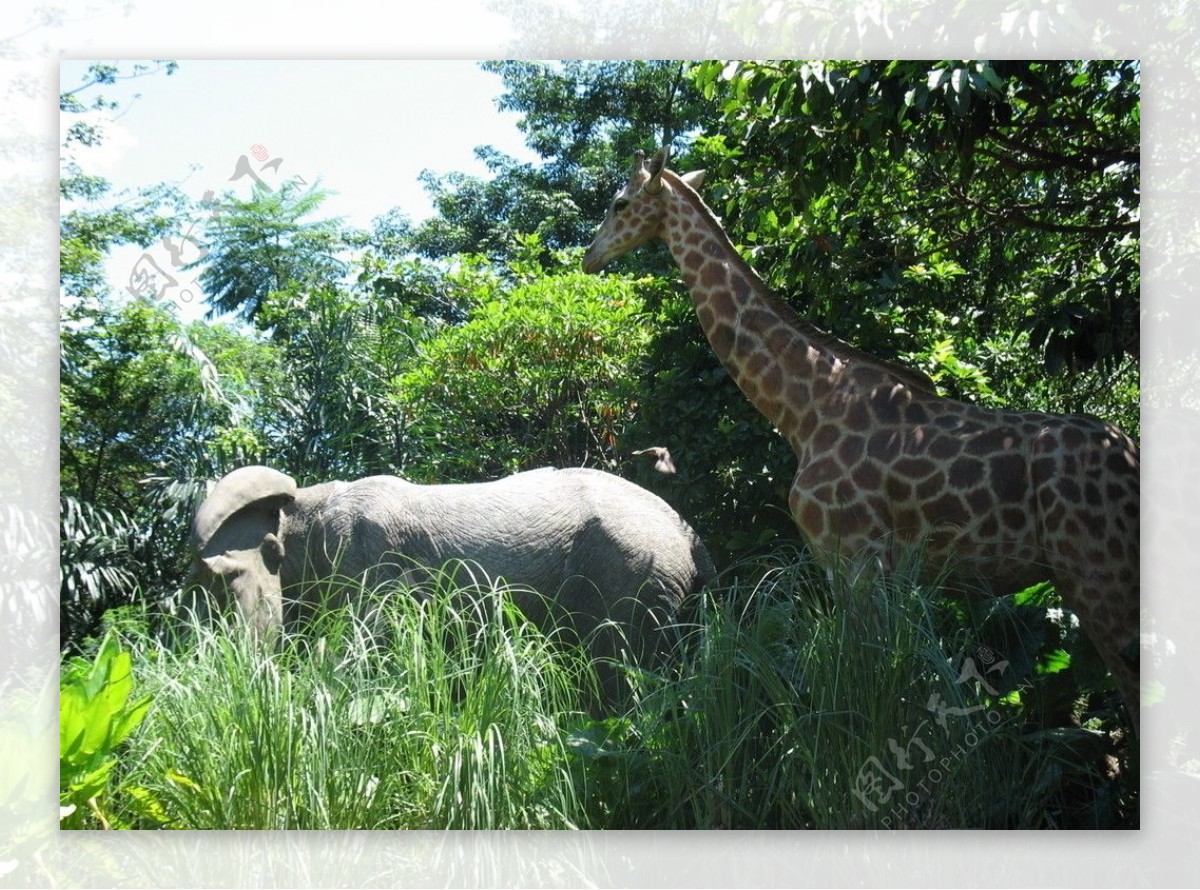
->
[978,61,1005,91]
[110,694,152,747]
[1035,648,1071,675]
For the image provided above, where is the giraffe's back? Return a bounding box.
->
[789,380,1139,598]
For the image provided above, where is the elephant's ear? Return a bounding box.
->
[191,465,298,553]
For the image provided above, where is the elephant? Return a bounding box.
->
[187,464,715,704]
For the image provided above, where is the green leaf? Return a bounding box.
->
[165,768,202,793]
[1013,581,1057,607]
[127,785,175,827]
[63,760,114,803]
[978,61,1005,91]
[948,68,971,115]
[59,685,90,760]
[110,694,152,747]
[1035,648,1071,675]
[60,632,153,826]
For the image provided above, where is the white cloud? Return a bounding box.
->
[59,108,137,175]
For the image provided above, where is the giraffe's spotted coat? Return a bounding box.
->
[583,148,1141,730]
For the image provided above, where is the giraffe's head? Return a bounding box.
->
[582,147,705,274]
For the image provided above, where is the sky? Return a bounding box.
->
[59,59,542,309]
[60,59,538,226]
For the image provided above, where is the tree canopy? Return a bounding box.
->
[59,56,1139,641]
[689,60,1139,430]
[410,60,711,268]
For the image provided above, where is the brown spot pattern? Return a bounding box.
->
[584,164,1140,730]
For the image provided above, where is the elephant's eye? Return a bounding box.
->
[613,198,630,213]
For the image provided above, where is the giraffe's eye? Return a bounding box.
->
[613,198,630,213]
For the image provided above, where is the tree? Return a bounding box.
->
[410,61,716,269]
[63,301,208,508]
[688,60,1139,432]
[57,60,272,649]
[253,282,416,483]
[392,257,654,482]
[180,178,424,483]
[191,180,349,323]
[59,294,278,648]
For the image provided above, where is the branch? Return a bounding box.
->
[1002,209,1139,236]
[985,131,1139,175]
[929,160,1139,237]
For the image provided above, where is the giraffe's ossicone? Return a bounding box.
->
[585,147,1140,731]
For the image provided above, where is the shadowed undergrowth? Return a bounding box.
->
[77,552,1135,830]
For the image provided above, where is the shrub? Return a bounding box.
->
[393,271,653,480]
[59,631,152,828]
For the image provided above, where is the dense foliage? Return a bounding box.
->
[394,260,654,481]
[689,60,1139,431]
[57,60,1141,829]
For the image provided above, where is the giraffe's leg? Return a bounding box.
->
[1031,424,1140,734]
[1051,568,1140,734]
[1036,492,1140,732]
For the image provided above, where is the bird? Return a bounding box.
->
[633,446,676,475]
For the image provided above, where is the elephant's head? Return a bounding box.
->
[189,465,298,638]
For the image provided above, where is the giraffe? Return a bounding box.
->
[583,148,1140,730]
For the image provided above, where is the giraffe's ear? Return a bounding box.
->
[645,147,670,194]
[681,169,706,191]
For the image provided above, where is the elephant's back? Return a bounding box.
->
[318,468,712,602]
[323,473,580,584]
[478,467,704,549]
[556,467,715,592]
[510,468,715,599]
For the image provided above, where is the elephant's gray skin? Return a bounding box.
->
[189,464,715,703]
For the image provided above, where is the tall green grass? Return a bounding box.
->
[573,550,1023,828]
[112,569,596,829]
[572,547,1134,829]
[92,550,1133,830]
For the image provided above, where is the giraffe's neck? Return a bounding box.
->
[658,172,846,454]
